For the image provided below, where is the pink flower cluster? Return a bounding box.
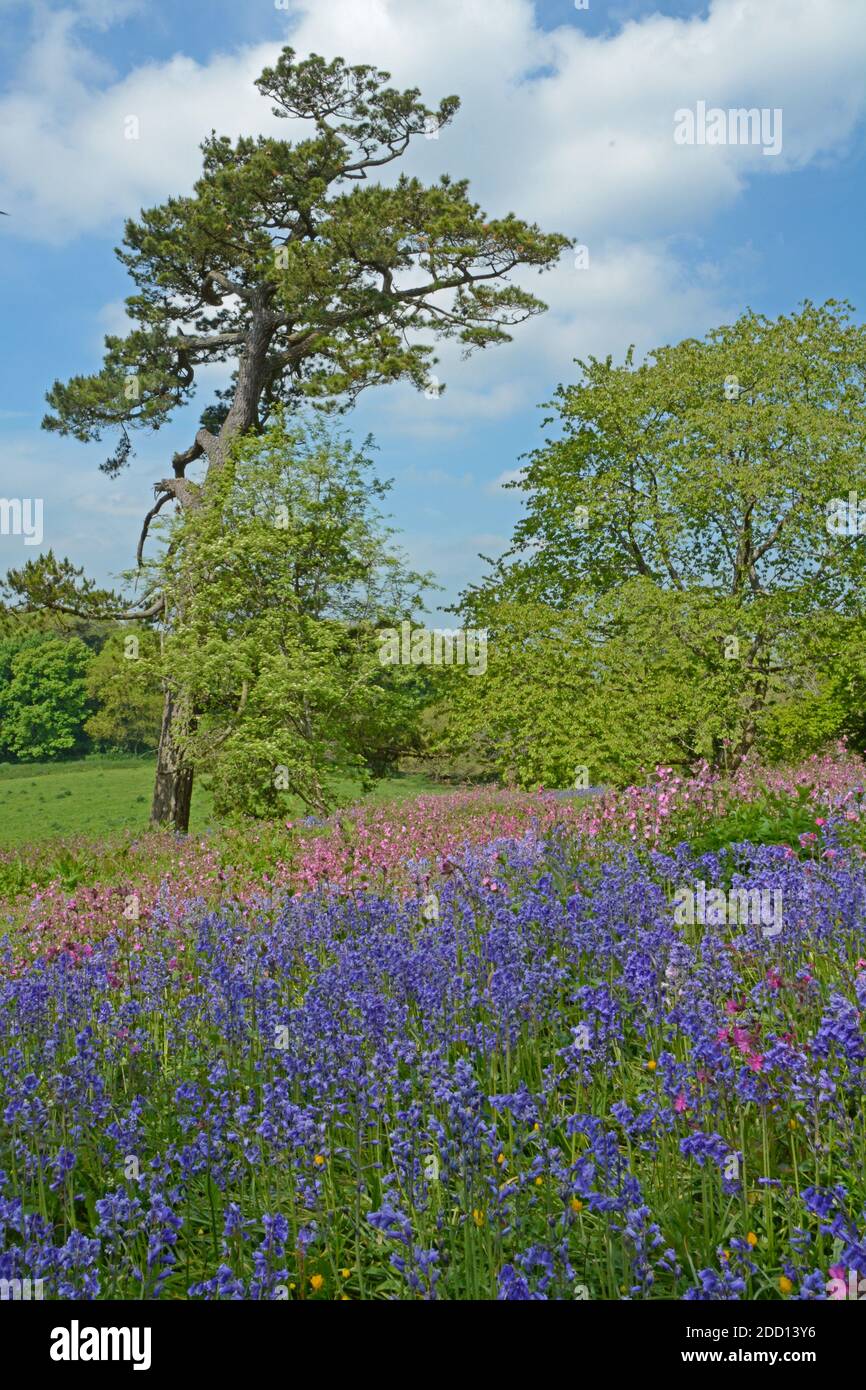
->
[3,746,864,974]
[578,744,865,847]
[285,788,579,893]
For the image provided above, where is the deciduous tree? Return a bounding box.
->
[446,301,866,783]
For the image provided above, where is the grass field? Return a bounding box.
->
[0,755,448,847]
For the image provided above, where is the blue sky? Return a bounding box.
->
[0,0,864,619]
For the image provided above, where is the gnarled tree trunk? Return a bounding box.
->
[147,302,282,831]
[150,684,194,831]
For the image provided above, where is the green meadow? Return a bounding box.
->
[0,755,448,847]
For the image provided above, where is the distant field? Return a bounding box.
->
[0,755,450,847]
[0,756,210,845]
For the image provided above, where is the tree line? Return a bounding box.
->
[0,623,162,762]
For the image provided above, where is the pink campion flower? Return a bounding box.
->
[766,968,783,990]
[746,1054,764,1072]
[168,958,178,971]
[856,959,866,972]
[716,1028,730,1044]
[815,817,826,827]
[799,832,818,846]
[674,1093,688,1114]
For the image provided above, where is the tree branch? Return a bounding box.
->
[201,269,251,302]
[154,477,203,510]
[171,330,246,353]
[136,490,174,567]
[172,439,204,476]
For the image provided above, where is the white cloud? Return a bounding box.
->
[1,0,863,244]
[95,298,133,341]
[373,376,532,442]
[489,468,526,494]
[347,235,743,443]
[408,527,509,584]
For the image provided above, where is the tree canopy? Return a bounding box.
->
[444,301,866,785]
[41,48,568,499]
[0,634,93,762]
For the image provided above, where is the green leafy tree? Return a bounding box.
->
[16,48,567,829]
[812,614,866,758]
[445,301,866,784]
[154,412,434,817]
[84,630,163,753]
[0,635,93,761]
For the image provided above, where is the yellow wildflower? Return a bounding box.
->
[310,1274,324,1292]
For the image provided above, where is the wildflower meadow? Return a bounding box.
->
[3,749,866,1308]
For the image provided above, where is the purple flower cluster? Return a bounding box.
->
[1,824,865,1299]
